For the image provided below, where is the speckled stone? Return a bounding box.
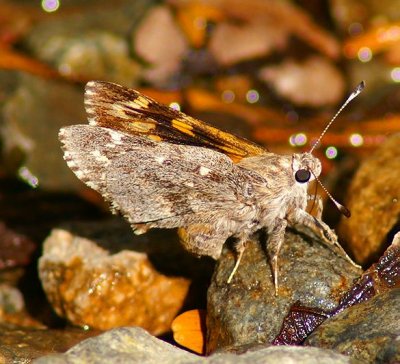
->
[305,289,400,364]
[0,323,99,363]
[33,326,358,364]
[339,133,400,264]
[39,220,191,335]
[207,228,362,353]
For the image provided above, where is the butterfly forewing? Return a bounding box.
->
[84,81,267,162]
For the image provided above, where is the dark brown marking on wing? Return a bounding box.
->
[84,81,268,162]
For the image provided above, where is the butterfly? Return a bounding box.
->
[59,81,363,293]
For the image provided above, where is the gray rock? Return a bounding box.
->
[33,326,357,364]
[30,31,141,86]
[207,229,362,352]
[306,289,400,364]
[1,74,86,190]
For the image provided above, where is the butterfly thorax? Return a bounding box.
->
[237,152,321,228]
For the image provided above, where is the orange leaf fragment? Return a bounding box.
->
[0,46,58,79]
[344,22,400,58]
[176,2,224,48]
[171,309,206,354]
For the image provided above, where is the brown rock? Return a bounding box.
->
[0,322,99,363]
[208,20,288,66]
[0,222,35,270]
[39,220,191,335]
[206,228,361,353]
[339,133,400,264]
[133,5,188,84]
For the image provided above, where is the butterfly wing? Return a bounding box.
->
[84,81,267,163]
[59,125,255,230]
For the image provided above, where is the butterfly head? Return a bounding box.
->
[291,152,321,185]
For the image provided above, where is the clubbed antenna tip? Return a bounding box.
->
[310,81,365,153]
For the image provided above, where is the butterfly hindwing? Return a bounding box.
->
[59,125,256,229]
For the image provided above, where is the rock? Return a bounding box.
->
[39,220,192,335]
[274,231,400,345]
[207,228,362,353]
[0,322,100,363]
[0,222,35,270]
[24,1,154,84]
[133,5,189,85]
[305,289,400,364]
[0,284,24,314]
[31,31,140,85]
[258,56,345,107]
[1,74,87,191]
[33,326,356,364]
[0,283,39,328]
[208,20,288,66]
[339,133,400,264]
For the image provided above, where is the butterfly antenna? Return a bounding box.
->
[310,81,365,154]
[311,170,351,218]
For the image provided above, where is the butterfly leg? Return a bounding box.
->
[290,209,360,268]
[268,218,287,295]
[227,237,247,284]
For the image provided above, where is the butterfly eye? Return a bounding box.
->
[295,169,311,183]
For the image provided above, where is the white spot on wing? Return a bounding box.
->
[86,180,99,190]
[91,150,111,165]
[155,156,165,164]
[74,170,85,179]
[65,159,77,168]
[85,107,95,114]
[199,166,211,176]
[107,129,124,144]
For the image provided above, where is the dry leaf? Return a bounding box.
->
[171,309,206,354]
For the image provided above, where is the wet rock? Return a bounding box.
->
[207,229,362,353]
[33,326,356,364]
[39,220,192,335]
[339,133,400,264]
[1,74,87,191]
[305,289,400,364]
[0,322,99,363]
